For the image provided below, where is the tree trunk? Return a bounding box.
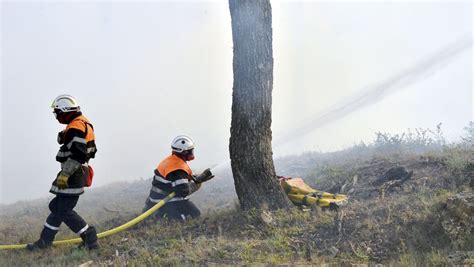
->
[228,0,292,210]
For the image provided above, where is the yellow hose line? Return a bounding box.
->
[0,192,176,250]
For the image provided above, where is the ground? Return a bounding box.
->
[1,129,473,266]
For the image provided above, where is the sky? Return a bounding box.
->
[1,1,472,204]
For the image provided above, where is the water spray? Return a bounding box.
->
[211,35,472,175]
[274,35,472,146]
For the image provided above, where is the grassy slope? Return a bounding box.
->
[1,142,473,266]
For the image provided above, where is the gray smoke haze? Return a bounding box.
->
[210,35,472,175]
[274,36,473,147]
[1,1,472,204]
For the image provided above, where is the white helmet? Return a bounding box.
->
[171,135,195,153]
[51,94,80,112]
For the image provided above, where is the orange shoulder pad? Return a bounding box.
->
[157,154,192,178]
[66,116,87,132]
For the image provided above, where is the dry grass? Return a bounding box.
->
[1,124,473,266]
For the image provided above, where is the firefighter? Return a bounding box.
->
[27,95,98,250]
[143,135,214,220]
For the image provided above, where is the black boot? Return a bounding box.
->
[26,239,50,251]
[79,226,98,250]
[26,227,57,251]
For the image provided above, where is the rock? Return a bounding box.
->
[328,246,339,257]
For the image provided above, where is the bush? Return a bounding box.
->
[373,123,446,154]
[461,121,474,146]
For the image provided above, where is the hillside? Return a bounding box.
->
[1,127,473,266]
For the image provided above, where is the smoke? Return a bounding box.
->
[274,35,472,146]
[212,35,472,175]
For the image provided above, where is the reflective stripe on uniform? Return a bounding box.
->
[153,175,171,184]
[58,148,95,158]
[57,151,72,158]
[44,222,60,231]
[149,196,187,203]
[50,186,84,194]
[76,224,89,235]
[151,186,168,195]
[148,197,163,203]
[172,179,189,187]
[66,136,87,149]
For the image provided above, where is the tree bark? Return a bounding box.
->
[228,0,292,210]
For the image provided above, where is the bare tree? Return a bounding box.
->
[228,0,292,210]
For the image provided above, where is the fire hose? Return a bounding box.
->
[0,192,176,250]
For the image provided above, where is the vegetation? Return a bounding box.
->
[1,123,472,265]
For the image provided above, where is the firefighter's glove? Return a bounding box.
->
[56,173,70,189]
[57,131,65,144]
[194,168,214,184]
[188,181,202,195]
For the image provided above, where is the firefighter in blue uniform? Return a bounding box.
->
[27,95,98,250]
[143,135,215,220]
